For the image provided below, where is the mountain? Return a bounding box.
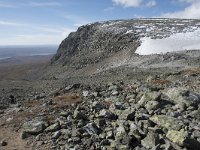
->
[46,18,200,80]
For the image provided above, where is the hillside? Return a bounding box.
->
[43,18,200,80]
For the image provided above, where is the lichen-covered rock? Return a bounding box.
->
[166,130,187,146]
[138,92,161,107]
[45,122,60,132]
[22,120,47,135]
[165,88,200,107]
[145,100,160,112]
[141,131,160,149]
[149,115,184,130]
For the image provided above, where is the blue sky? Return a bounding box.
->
[0,0,199,45]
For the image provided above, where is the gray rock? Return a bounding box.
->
[150,115,184,130]
[0,140,7,146]
[166,130,187,146]
[22,120,46,135]
[108,85,119,91]
[73,109,88,120]
[116,125,126,139]
[45,122,60,132]
[91,92,99,97]
[175,102,187,111]
[141,131,160,149]
[145,100,160,112]
[193,130,200,138]
[60,111,72,117]
[126,112,135,121]
[193,109,200,120]
[96,118,106,128]
[138,92,161,107]
[115,125,131,145]
[114,102,125,110]
[112,90,119,96]
[52,130,61,139]
[106,130,114,139]
[71,137,81,144]
[82,91,89,97]
[92,101,106,110]
[160,140,173,150]
[100,139,110,146]
[165,88,200,107]
[99,109,117,120]
[166,130,200,148]
[83,123,100,135]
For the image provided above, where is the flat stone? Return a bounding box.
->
[145,100,160,112]
[99,109,117,120]
[138,92,161,107]
[108,85,119,91]
[150,115,184,130]
[45,122,60,132]
[166,130,187,146]
[141,131,159,149]
[165,88,200,107]
[52,131,61,139]
[22,120,46,135]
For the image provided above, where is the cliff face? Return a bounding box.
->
[50,18,200,71]
[46,19,200,78]
[51,20,140,68]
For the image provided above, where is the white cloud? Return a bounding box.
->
[0,28,74,45]
[112,0,156,8]
[0,2,16,8]
[0,21,24,26]
[161,0,200,19]
[146,0,156,8]
[29,2,61,7]
[0,20,75,45]
[112,0,142,7]
[0,34,63,45]
[177,0,196,3]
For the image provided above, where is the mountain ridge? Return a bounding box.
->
[44,18,200,80]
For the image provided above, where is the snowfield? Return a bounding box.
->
[135,28,200,55]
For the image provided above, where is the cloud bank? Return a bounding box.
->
[161,0,200,19]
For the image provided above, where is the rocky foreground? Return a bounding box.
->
[1,68,200,150]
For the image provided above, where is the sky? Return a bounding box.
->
[0,0,200,46]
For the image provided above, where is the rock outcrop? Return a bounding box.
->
[51,19,200,71]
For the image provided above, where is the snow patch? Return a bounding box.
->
[135,29,200,55]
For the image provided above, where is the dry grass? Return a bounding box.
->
[184,67,200,76]
[1,94,82,127]
[151,79,172,85]
[52,94,82,109]
[23,99,43,108]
